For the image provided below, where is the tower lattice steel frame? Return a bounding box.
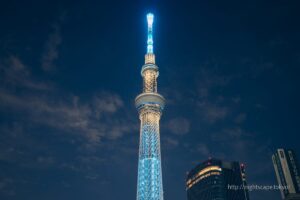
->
[135,13,165,200]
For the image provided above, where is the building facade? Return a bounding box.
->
[135,13,165,200]
[272,149,300,200]
[186,158,249,200]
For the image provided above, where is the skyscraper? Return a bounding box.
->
[135,13,165,200]
[272,149,300,200]
[186,158,250,200]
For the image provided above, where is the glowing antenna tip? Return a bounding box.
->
[147,13,154,26]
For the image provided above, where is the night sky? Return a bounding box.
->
[1,1,300,200]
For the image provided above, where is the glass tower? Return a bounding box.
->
[272,149,300,200]
[186,158,250,200]
[135,13,165,200]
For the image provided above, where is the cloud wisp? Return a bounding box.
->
[165,117,190,135]
[41,13,66,71]
[0,54,136,146]
[0,56,52,90]
[0,90,134,145]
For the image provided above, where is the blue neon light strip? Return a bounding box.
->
[147,13,154,54]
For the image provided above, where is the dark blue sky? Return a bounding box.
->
[0,0,300,200]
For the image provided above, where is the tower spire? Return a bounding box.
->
[145,13,156,65]
[147,13,154,54]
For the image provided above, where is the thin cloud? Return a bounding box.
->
[93,92,124,117]
[196,67,231,99]
[163,137,179,149]
[197,101,229,123]
[0,56,51,90]
[166,117,190,135]
[41,24,62,71]
[234,113,247,124]
[196,143,210,157]
[41,12,66,71]
[0,90,133,144]
[0,55,135,145]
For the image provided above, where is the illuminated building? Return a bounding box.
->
[272,149,300,200]
[135,13,165,200]
[186,158,250,200]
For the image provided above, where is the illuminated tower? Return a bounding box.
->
[135,13,165,200]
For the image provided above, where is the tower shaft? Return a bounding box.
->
[135,13,165,200]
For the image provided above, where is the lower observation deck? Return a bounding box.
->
[135,92,165,112]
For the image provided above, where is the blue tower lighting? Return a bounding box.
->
[135,13,165,200]
[147,13,154,53]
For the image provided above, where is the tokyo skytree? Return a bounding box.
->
[135,13,165,200]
